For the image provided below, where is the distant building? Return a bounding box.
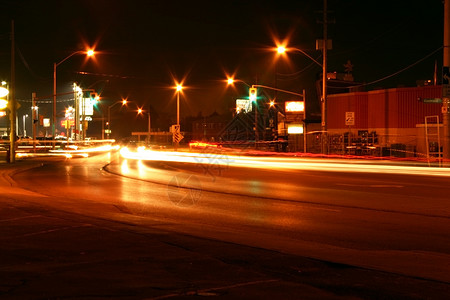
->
[191,112,228,142]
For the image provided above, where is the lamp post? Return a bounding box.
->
[31,102,38,152]
[176,84,182,126]
[107,99,128,139]
[53,50,94,140]
[137,107,151,144]
[174,84,183,150]
[22,114,28,137]
[276,45,323,153]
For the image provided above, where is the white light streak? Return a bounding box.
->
[119,148,450,177]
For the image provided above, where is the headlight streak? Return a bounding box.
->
[16,152,81,158]
[119,147,450,177]
[16,144,119,159]
[50,144,115,154]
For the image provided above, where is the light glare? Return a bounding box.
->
[277,46,286,54]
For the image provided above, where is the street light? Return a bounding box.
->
[276,46,323,68]
[137,107,151,144]
[176,84,183,126]
[53,49,94,139]
[31,104,38,152]
[226,77,251,87]
[174,84,183,150]
[107,98,128,139]
[276,45,326,153]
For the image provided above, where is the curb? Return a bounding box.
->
[0,161,44,187]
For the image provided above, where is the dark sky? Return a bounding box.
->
[0,0,445,135]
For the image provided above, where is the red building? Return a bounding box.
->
[327,85,443,157]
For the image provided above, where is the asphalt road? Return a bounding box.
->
[1,151,449,299]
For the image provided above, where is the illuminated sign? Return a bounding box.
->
[285,101,304,113]
[61,120,75,127]
[79,98,94,116]
[0,99,7,110]
[236,99,252,113]
[287,123,303,134]
[43,118,50,128]
[0,87,9,98]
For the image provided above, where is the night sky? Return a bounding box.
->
[0,0,445,137]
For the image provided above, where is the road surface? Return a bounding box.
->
[2,150,449,298]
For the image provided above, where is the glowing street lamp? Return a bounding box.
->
[107,98,128,139]
[276,46,286,54]
[275,44,325,153]
[226,77,250,87]
[176,84,183,127]
[173,83,183,150]
[53,49,95,139]
[269,100,275,108]
[137,107,151,144]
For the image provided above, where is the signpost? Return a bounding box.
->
[345,112,355,126]
[345,112,355,151]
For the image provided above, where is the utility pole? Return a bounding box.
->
[9,20,16,163]
[321,0,328,155]
[32,93,37,153]
[74,86,79,141]
[147,107,151,144]
[443,0,450,160]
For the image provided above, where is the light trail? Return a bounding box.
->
[119,147,450,177]
[16,145,119,159]
[50,144,119,154]
[17,152,76,159]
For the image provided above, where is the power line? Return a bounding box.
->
[349,47,443,88]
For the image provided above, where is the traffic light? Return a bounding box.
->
[249,87,257,101]
[90,92,99,107]
[90,92,98,100]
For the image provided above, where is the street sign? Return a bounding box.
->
[173,132,184,143]
[345,112,355,126]
[285,101,304,112]
[61,119,75,128]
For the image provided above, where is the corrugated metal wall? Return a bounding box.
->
[328,86,442,129]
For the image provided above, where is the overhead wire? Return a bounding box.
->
[348,47,443,88]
